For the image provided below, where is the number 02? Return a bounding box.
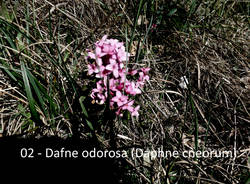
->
[20,148,34,158]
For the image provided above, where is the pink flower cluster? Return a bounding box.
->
[86,35,150,117]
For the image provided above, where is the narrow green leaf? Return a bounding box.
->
[16,32,25,50]
[188,0,197,17]
[21,62,42,125]
[26,69,49,118]
[94,0,104,6]
[167,8,177,16]
[0,17,78,98]
[1,67,18,82]
[25,0,30,45]
[0,64,23,80]
[86,119,94,131]
[79,96,88,118]
[0,1,11,21]
[135,15,153,63]
[128,0,145,52]
[79,96,93,131]
[0,28,17,50]
[63,51,70,62]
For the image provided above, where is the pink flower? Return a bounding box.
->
[111,53,117,60]
[107,78,117,91]
[96,35,108,47]
[87,35,150,117]
[131,105,140,117]
[121,100,134,112]
[102,39,118,55]
[126,81,141,95]
[116,107,123,117]
[138,70,149,87]
[96,65,111,78]
[117,46,128,62]
[118,68,127,82]
[95,47,106,58]
[87,64,98,75]
[119,62,124,69]
[139,68,150,82]
[102,43,115,55]
[151,24,157,32]
[112,91,128,107]
[106,59,119,78]
[139,71,149,81]
[87,51,96,59]
[129,69,138,76]
[92,82,104,94]
[116,81,124,91]
[96,58,103,66]
[91,82,107,104]
[90,91,96,99]
[97,93,106,104]
[141,67,150,74]
[115,42,124,48]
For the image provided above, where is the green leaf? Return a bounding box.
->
[1,67,18,82]
[0,1,11,21]
[21,62,42,125]
[86,119,94,131]
[0,64,24,86]
[63,51,70,62]
[79,96,94,131]
[16,33,25,50]
[79,96,88,118]
[167,8,177,16]
[128,0,145,52]
[245,177,250,184]
[188,0,197,17]
[0,27,17,50]
[26,69,49,118]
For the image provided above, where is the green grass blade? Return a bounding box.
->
[0,1,11,21]
[0,65,18,82]
[26,69,49,118]
[0,28,17,50]
[86,119,94,131]
[25,0,30,45]
[21,62,42,125]
[188,0,197,17]
[0,64,23,86]
[128,0,145,52]
[167,8,177,17]
[0,17,79,98]
[27,68,58,124]
[79,96,88,118]
[135,15,153,63]
[79,96,94,130]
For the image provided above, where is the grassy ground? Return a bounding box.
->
[0,0,249,183]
